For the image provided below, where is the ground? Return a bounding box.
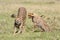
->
[0,0,60,40]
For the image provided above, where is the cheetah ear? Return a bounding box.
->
[11,14,16,18]
[40,15,45,18]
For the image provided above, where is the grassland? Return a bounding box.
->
[0,0,60,40]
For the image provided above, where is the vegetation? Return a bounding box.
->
[0,0,60,40]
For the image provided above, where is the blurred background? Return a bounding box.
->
[0,0,60,40]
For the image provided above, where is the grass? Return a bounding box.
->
[0,0,60,40]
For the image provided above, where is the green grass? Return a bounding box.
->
[0,0,60,40]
